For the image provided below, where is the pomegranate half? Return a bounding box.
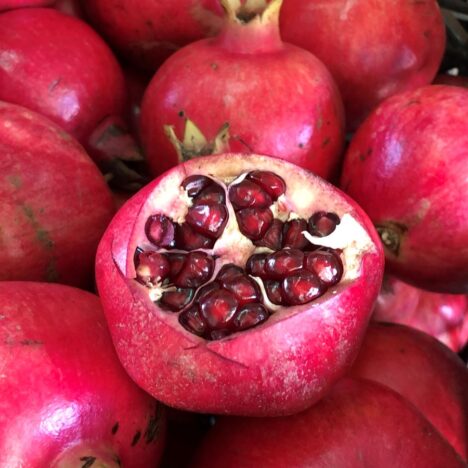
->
[0,282,165,467]
[96,153,384,416]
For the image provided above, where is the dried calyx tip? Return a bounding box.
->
[220,0,282,24]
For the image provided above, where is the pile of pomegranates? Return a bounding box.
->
[0,0,467,466]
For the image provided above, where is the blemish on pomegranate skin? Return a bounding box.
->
[111,422,119,435]
[79,456,96,468]
[131,430,141,446]
[144,406,163,443]
[7,175,22,189]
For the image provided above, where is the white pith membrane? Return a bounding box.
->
[132,160,375,339]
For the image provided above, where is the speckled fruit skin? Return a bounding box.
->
[373,276,468,352]
[0,0,52,10]
[0,101,114,287]
[340,85,468,294]
[190,378,466,468]
[350,323,468,459]
[0,282,166,468]
[82,0,223,72]
[280,0,445,130]
[95,154,384,417]
[140,2,345,180]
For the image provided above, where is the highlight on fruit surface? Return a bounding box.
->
[0,282,166,468]
[0,0,52,10]
[341,85,468,294]
[96,153,384,416]
[140,0,345,180]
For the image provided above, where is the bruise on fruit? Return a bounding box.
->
[131,430,141,447]
[80,456,96,468]
[111,422,119,435]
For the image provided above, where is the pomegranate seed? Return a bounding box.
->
[283,219,308,249]
[247,171,286,200]
[255,219,283,250]
[197,281,221,300]
[246,254,268,277]
[135,251,170,286]
[217,264,244,283]
[194,184,226,205]
[305,251,343,286]
[210,329,231,341]
[265,249,305,279]
[179,306,207,336]
[264,281,283,305]
[159,288,194,311]
[200,289,239,328]
[182,175,212,198]
[281,271,325,305]
[229,180,272,209]
[175,223,215,250]
[221,275,261,305]
[185,203,228,238]
[236,208,273,240]
[145,214,175,247]
[166,253,187,279]
[308,212,340,237]
[232,303,269,330]
[174,252,214,288]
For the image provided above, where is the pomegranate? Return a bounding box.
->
[82,0,223,72]
[0,282,165,467]
[434,74,468,88]
[280,0,446,130]
[54,0,85,17]
[190,378,466,467]
[350,323,468,459]
[373,275,468,352]
[0,101,114,287]
[140,0,345,180]
[0,0,53,10]
[0,7,145,189]
[340,85,468,294]
[96,153,384,416]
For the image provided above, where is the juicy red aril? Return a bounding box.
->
[229,179,272,209]
[167,253,187,278]
[265,281,283,305]
[185,203,228,238]
[182,175,213,198]
[200,289,239,328]
[217,264,244,283]
[221,275,261,305]
[145,214,175,247]
[255,218,283,250]
[308,211,340,237]
[135,251,170,286]
[236,208,273,240]
[159,288,194,311]
[265,249,304,279]
[283,219,308,249]
[282,271,324,305]
[174,252,214,288]
[179,306,207,336]
[233,304,269,330]
[305,251,343,287]
[247,171,286,200]
[194,183,226,205]
[175,223,215,250]
[246,254,268,277]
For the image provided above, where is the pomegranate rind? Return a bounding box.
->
[96,153,384,416]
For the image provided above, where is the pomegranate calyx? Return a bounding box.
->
[164,120,230,163]
[375,221,408,257]
[221,0,282,25]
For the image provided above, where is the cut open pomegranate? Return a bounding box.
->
[96,154,384,416]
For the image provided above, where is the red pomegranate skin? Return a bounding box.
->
[373,275,468,352]
[0,282,165,467]
[140,1,345,180]
[191,378,466,467]
[0,101,114,288]
[0,0,53,10]
[280,0,445,130]
[0,8,126,157]
[95,154,384,416]
[82,0,223,72]
[340,85,468,294]
[350,323,468,459]
[54,0,85,17]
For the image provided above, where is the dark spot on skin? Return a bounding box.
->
[19,339,43,346]
[359,148,372,162]
[316,116,323,129]
[298,143,304,148]
[111,422,119,435]
[423,30,431,38]
[211,63,218,70]
[144,404,164,444]
[131,430,141,446]
[80,456,96,468]
[48,78,62,92]
[399,347,406,354]
[341,180,351,193]
[321,137,331,147]
[178,110,185,118]
[113,455,122,467]
[7,175,22,189]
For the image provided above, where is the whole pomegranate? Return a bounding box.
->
[0,7,144,189]
[0,282,166,467]
[140,0,345,180]
[0,0,53,10]
[340,85,468,293]
[96,153,384,416]
[280,0,445,129]
[350,323,468,459]
[82,0,223,71]
[191,378,466,467]
[0,101,114,287]
[373,275,468,352]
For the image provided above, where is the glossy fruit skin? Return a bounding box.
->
[373,276,468,352]
[0,0,52,10]
[140,5,345,180]
[191,378,466,468]
[95,153,384,416]
[0,282,165,467]
[0,101,114,287]
[341,85,468,294]
[350,323,468,459]
[82,0,223,72]
[280,0,445,130]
